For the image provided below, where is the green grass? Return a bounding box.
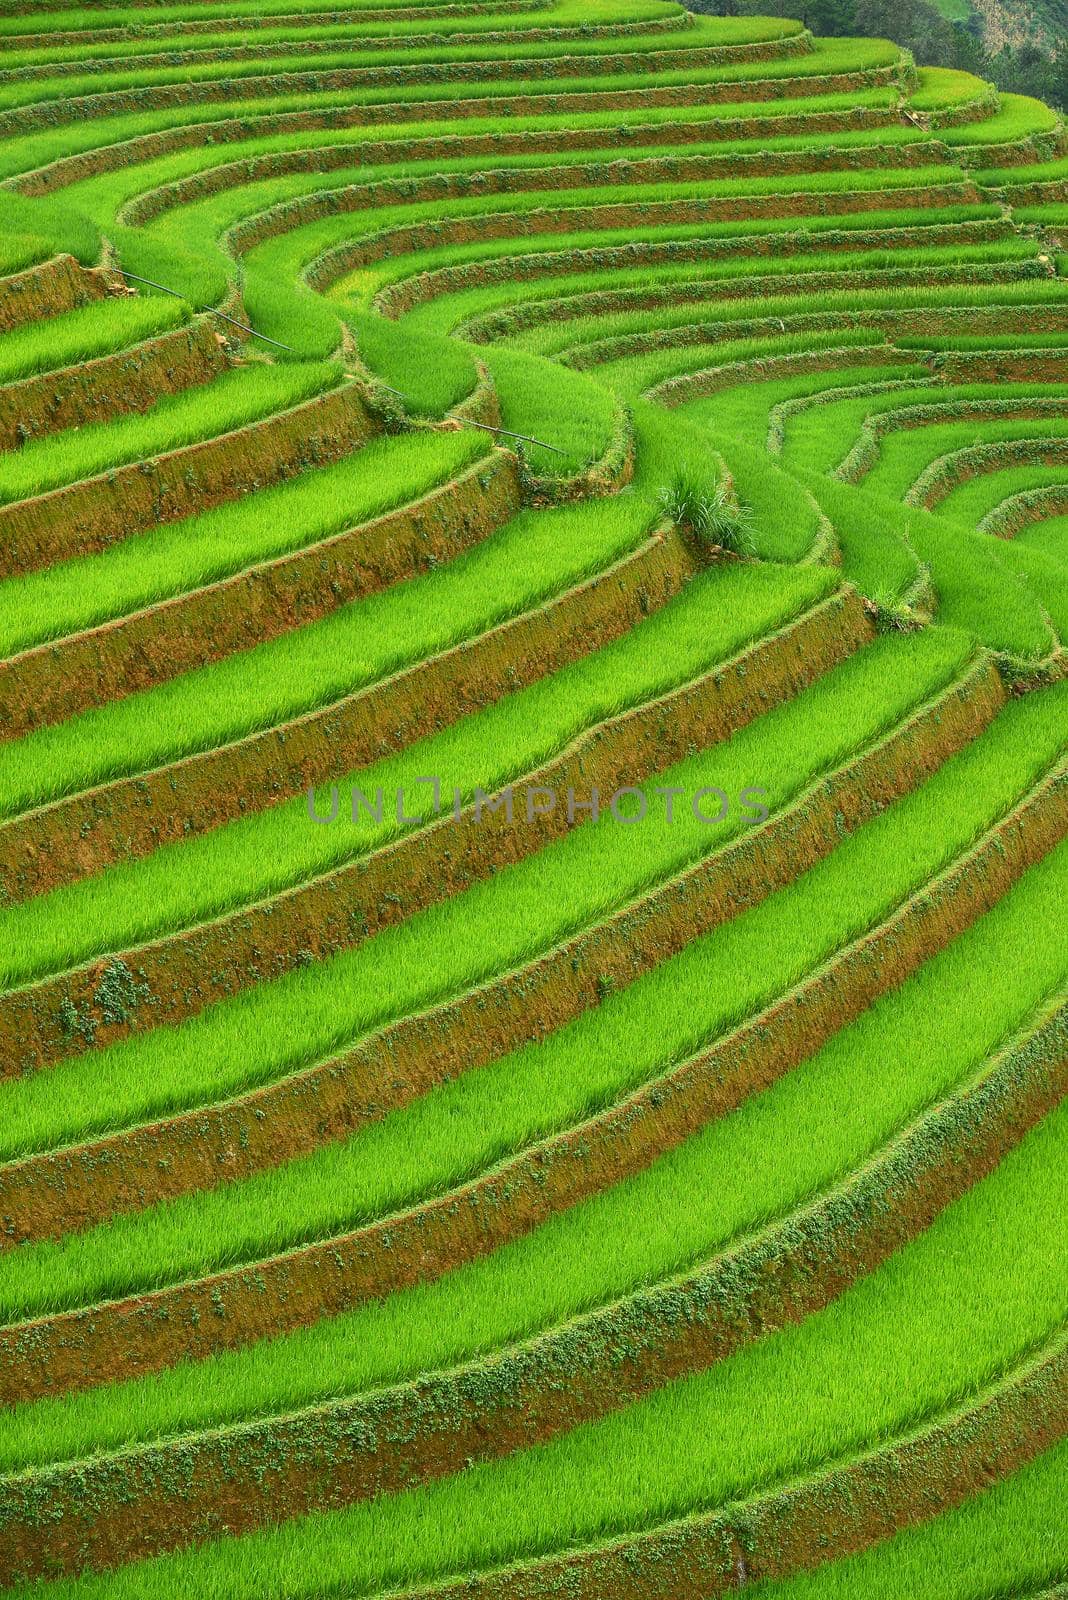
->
[6,1081,1064,1600]
[748,1440,1068,1600]
[347,208,1009,308]
[539,282,1068,367]
[0,826,1063,1468]
[342,305,477,415]
[778,380,1068,477]
[0,189,100,266]
[0,403,673,816]
[0,4,1065,1589]
[0,428,488,654]
[0,2,689,68]
[1,739,1061,1330]
[0,87,901,189]
[0,30,890,117]
[0,629,1013,1318]
[0,626,977,1161]
[859,416,1068,505]
[1018,511,1068,558]
[396,242,1038,339]
[0,292,188,384]
[480,343,621,473]
[937,463,1068,531]
[0,358,342,506]
[908,66,989,111]
[0,551,831,988]
[939,92,1062,146]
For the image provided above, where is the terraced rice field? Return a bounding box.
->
[0,0,1064,1593]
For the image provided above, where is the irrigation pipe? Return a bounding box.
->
[112,270,565,451]
[111,269,297,351]
[459,417,565,453]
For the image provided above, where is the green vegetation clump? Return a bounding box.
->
[0,0,1063,1595]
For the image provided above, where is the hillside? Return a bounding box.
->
[0,2,1064,1597]
[969,0,1068,53]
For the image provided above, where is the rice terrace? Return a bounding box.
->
[0,0,1066,1589]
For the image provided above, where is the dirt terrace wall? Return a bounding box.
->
[570,297,1066,371]
[0,973,1061,1576]
[127,130,940,229]
[0,15,703,84]
[13,625,1020,1252]
[835,396,1068,484]
[0,36,827,140]
[4,33,809,93]
[523,399,633,506]
[908,435,1068,509]
[376,218,1014,317]
[766,377,932,458]
[0,587,866,1075]
[242,173,978,271]
[0,377,379,580]
[0,665,1026,1398]
[411,1339,1067,1600]
[648,343,943,404]
[305,184,973,298]
[1,1006,1062,1575]
[461,259,1045,343]
[0,253,103,332]
[117,108,902,226]
[14,104,901,200]
[0,500,676,908]
[0,448,519,748]
[1,0,543,19]
[0,0,546,46]
[930,348,1068,384]
[957,119,1068,167]
[980,484,1068,536]
[0,64,906,143]
[994,176,1068,205]
[0,315,228,451]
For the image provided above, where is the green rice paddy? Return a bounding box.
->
[0,0,1063,1592]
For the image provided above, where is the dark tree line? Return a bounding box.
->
[687,0,1068,111]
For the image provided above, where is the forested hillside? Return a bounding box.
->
[692,0,1068,107]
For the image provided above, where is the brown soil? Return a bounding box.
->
[0,587,869,1076]
[4,0,537,19]
[911,437,1068,510]
[931,350,1068,384]
[650,343,905,404]
[127,131,936,232]
[0,646,1002,1248]
[0,378,379,580]
[0,316,227,451]
[998,176,1068,205]
[2,0,543,46]
[2,784,1056,1405]
[377,219,1012,319]
[0,1023,1061,1580]
[280,183,980,294]
[0,448,520,747]
[837,397,1068,485]
[0,253,104,332]
[412,1338,1067,1600]
[0,39,846,139]
[18,106,901,203]
[462,260,1041,344]
[980,485,1068,537]
[0,16,705,86]
[0,499,674,907]
[119,108,900,229]
[566,294,1060,371]
[13,81,902,200]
